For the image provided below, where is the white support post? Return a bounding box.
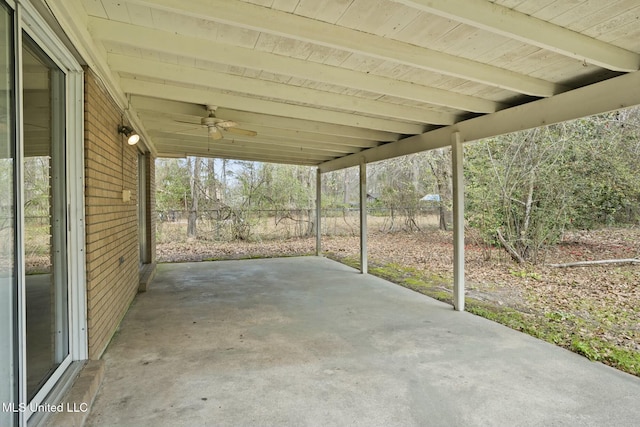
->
[315,168,322,256]
[359,161,368,274]
[451,132,465,311]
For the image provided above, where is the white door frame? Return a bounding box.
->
[13,1,86,424]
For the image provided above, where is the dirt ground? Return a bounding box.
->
[156,226,640,374]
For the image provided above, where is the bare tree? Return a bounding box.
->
[426,148,452,231]
[187,157,201,239]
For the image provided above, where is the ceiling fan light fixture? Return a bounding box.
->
[208,125,224,140]
[197,106,256,139]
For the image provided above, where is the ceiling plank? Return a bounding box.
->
[158,149,321,165]
[156,139,342,160]
[142,117,381,149]
[131,97,207,117]
[148,128,375,152]
[108,54,458,125]
[45,0,158,156]
[157,144,327,165]
[122,0,561,96]
[202,124,379,148]
[90,18,501,113]
[121,78,427,134]
[130,96,398,141]
[150,131,362,155]
[207,109,402,142]
[320,70,640,172]
[392,0,640,72]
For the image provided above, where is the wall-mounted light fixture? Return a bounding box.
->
[118,125,140,145]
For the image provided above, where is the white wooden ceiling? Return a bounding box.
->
[45,0,640,170]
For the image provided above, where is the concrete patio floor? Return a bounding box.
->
[85,257,640,427]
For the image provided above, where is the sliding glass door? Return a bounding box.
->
[0,2,16,427]
[138,153,148,265]
[0,2,85,424]
[22,32,69,401]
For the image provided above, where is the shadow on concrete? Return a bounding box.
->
[86,257,640,427]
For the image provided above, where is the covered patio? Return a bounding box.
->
[85,257,640,427]
[46,0,640,315]
[21,1,640,426]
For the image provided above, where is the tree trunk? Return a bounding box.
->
[221,158,228,203]
[187,157,201,239]
[497,228,525,264]
[548,259,639,268]
[518,168,536,259]
[207,158,216,202]
[439,203,447,231]
[428,149,451,231]
[343,168,349,205]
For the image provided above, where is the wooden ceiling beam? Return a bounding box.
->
[109,54,458,125]
[155,140,336,160]
[119,0,560,96]
[142,118,380,149]
[320,70,640,172]
[156,144,327,165]
[90,18,501,113]
[150,132,359,156]
[392,0,640,72]
[121,78,427,134]
[130,96,398,142]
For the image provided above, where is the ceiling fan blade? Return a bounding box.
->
[174,119,201,125]
[226,127,257,137]
[172,126,202,134]
[216,120,238,129]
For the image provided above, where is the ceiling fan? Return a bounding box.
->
[199,105,257,140]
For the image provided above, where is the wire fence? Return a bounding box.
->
[156,207,441,243]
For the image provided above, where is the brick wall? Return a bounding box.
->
[84,68,140,360]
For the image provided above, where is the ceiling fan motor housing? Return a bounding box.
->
[201,116,220,126]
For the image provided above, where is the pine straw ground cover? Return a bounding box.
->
[157,227,640,376]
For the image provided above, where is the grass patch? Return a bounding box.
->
[334,255,360,270]
[326,252,452,304]
[468,303,640,376]
[328,253,640,378]
[326,253,453,304]
[464,303,552,340]
[571,338,640,376]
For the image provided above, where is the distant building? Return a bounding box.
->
[420,194,441,202]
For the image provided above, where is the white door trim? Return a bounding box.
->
[15,1,86,424]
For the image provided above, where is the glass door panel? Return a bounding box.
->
[138,153,147,265]
[0,2,16,426]
[22,33,68,401]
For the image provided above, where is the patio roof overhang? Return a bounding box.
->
[43,0,640,169]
